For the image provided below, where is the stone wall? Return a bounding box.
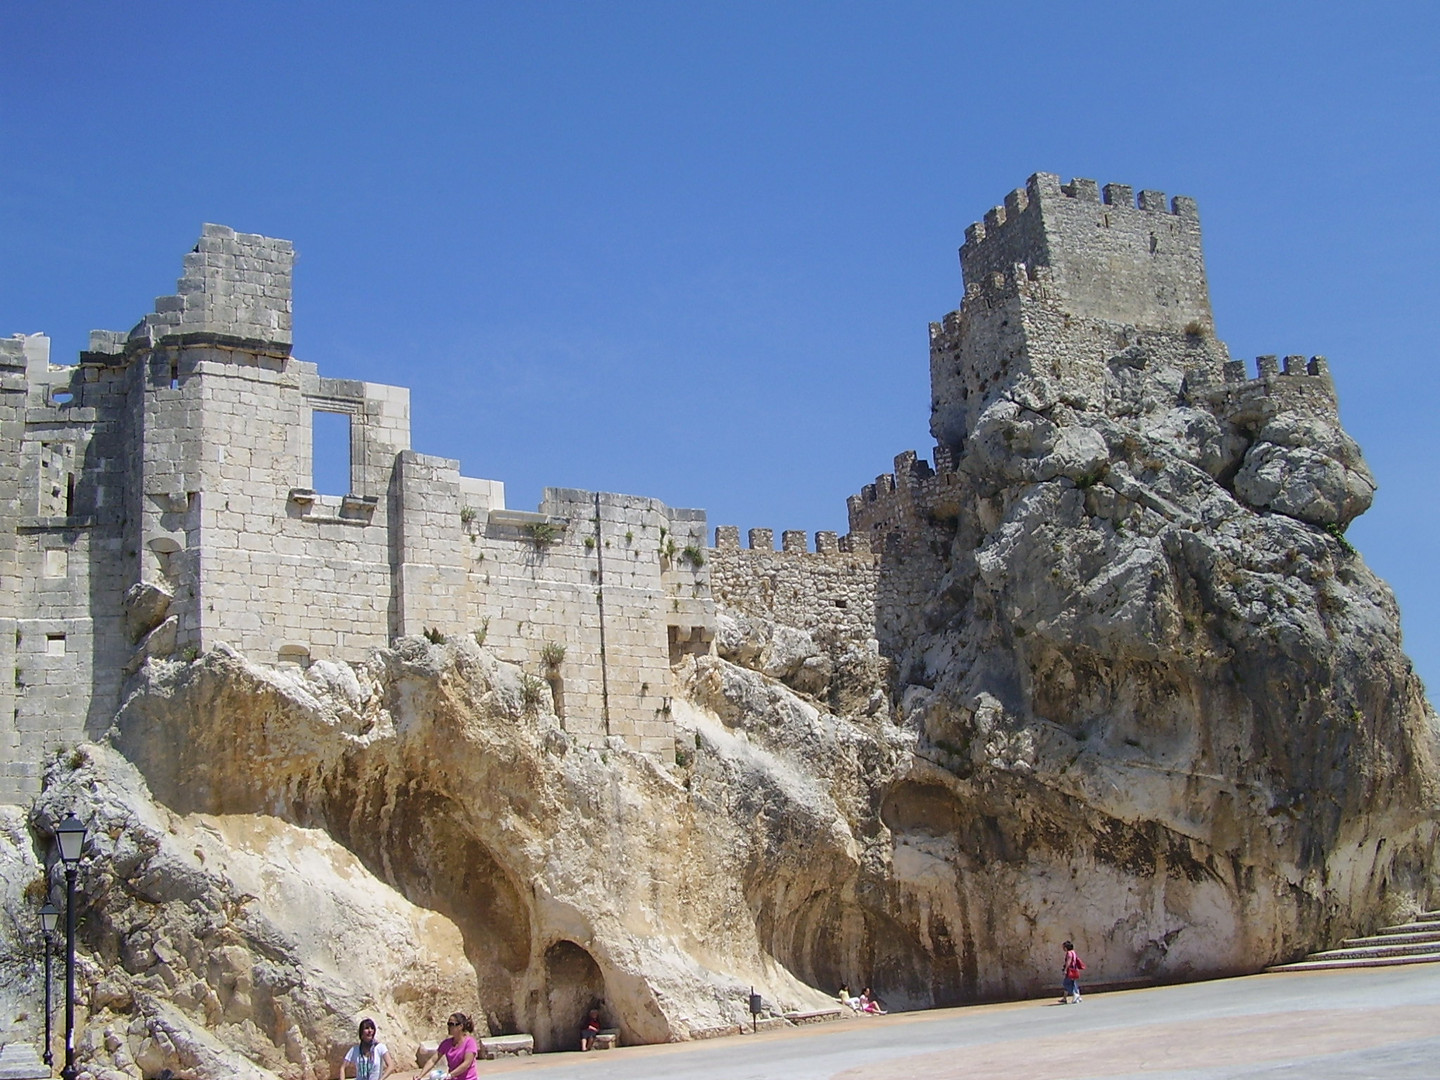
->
[708,526,878,649]
[0,229,719,799]
[0,334,132,802]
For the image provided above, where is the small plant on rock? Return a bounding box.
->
[1326,522,1357,556]
[526,520,562,548]
[519,673,547,714]
[541,641,566,668]
[459,505,477,526]
[423,627,447,645]
[680,544,705,568]
[473,617,490,647]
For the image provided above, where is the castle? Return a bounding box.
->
[0,173,1341,802]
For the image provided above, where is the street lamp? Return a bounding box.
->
[54,815,86,1080]
[39,901,59,1070]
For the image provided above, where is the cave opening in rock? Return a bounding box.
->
[532,939,607,1053]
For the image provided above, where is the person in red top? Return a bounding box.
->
[1061,941,1085,1004]
[416,1013,479,1080]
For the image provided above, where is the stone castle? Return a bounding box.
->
[0,172,1345,802]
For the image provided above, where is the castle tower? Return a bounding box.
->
[930,172,1224,447]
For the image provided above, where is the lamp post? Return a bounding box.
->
[54,815,86,1080]
[39,901,59,1070]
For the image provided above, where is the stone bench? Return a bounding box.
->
[592,1029,619,1050]
[783,1008,845,1025]
[479,1034,534,1059]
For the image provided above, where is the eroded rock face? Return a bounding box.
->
[67,639,846,1075]
[27,744,476,1080]
[843,344,1440,1001]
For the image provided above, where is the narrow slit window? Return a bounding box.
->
[312,410,352,496]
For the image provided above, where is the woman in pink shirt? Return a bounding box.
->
[415,1013,478,1080]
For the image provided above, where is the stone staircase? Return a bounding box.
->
[0,1040,49,1080]
[1267,911,1440,973]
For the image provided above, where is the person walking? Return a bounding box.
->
[1061,940,1086,1004]
[339,1018,393,1080]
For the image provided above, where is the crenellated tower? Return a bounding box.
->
[930,172,1225,447]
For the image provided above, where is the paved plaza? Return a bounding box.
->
[474,963,1440,1080]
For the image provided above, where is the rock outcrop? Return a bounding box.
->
[850,351,1440,999]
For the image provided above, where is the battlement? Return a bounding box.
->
[962,172,1199,265]
[957,261,1058,307]
[1186,354,1338,425]
[847,448,967,543]
[708,528,880,649]
[958,172,1210,334]
[712,525,872,556]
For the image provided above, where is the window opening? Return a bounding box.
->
[311,410,352,496]
[51,390,73,405]
[170,357,179,389]
[46,634,66,656]
[39,442,75,517]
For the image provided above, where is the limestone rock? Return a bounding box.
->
[92,641,842,1070]
[0,806,43,1053]
[22,745,477,1080]
[1233,414,1376,527]
[124,615,178,675]
[122,583,172,645]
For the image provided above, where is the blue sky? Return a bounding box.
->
[4,2,1437,698]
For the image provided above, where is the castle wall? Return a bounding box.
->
[0,335,133,802]
[928,286,1033,447]
[708,526,879,649]
[397,471,711,760]
[1188,354,1338,429]
[0,337,31,799]
[178,356,409,663]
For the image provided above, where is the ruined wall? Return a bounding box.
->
[0,334,133,802]
[390,462,712,759]
[0,227,714,800]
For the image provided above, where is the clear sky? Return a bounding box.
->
[4,2,1437,699]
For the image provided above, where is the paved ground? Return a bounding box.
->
[460,963,1440,1079]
